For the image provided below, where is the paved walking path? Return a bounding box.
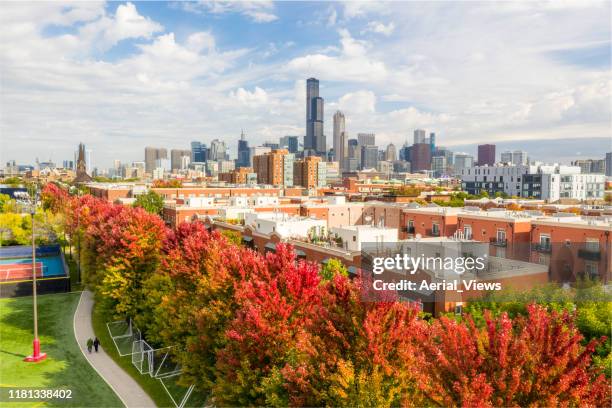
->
[74,290,156,408]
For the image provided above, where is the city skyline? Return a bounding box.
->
[1,1,611,168]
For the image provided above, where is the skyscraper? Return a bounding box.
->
[385,143,397,161]
[145,147,168,173]
[237,130,250,168]
[477,144,496,166]
[170,149,191,170]
[358,133,375,146]
[209,139,227,161]
[305,78,325,156]
[333,111,347,168]
[361,145,379,169]
[191,141,207,163]
[606,152,612,177]
[410,143,432,172]
[414,129,426,144]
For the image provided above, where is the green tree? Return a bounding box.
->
[320,258,348,281]
[133,190,164,215]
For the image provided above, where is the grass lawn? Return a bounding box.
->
[0,292,122,407]
[91,298,176,408]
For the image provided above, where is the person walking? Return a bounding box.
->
[86,338,93,353]
[93,337,100,353]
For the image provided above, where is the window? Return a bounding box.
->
[454,304,463,315]
[432,223,440,236]
[463,225,472,239]
[352,235,356,242]
[496,229,506,243]
[585,261,598,279]
[539,234,551,248]
[585,239,600,252]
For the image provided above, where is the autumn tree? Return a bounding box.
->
[418,304,610,407]
[133,190,164,215]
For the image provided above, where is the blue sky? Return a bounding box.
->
[1,1,610,167]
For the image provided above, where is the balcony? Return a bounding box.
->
[578,247,601,261]
[402,226,416,234]
[490,238,507,247]
[426,229,440,237]
[534,243,552,253]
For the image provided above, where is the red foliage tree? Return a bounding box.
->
[418,304,610,407]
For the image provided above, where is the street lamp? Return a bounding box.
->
[15,189,47,363]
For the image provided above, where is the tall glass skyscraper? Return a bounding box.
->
[236,130,250,168]
[305,78,325,156]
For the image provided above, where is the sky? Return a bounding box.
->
[1,1,611,168]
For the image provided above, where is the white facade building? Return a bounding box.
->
[460,163,605,201]
[330,225,398,251]
[245,212,326,239]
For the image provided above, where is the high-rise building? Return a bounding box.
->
[170,149,191,170]
[293,156,322,188]
[501,150,528,165]
[237,131,250,168]
[477,144,496,166]
[361,145,379,169]
[305,78,326,155]
[410,143,432,172]
[454,153,474,173]
[209,139,227,161]
[431,156,447,178]
[249,146,272,167]
[145,147,168,173]
[606,152,612,177]
[413,129,426,144]
[571,159,606,174]
[429,132,436,154]
[357,133,375,146]
[288,136,299,153]
[333,111,347,168]
[253,149,292,186]
[385,143,397,162]
[399,143,411,162]
[191,141,208,163]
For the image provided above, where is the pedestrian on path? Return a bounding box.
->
[93,337,100,352]
[87,338,93,353]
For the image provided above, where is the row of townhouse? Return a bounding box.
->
[400,206,611,282]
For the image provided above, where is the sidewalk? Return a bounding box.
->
[73,290,156,408]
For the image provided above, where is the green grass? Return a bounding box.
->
[0,292,122,407]
[91,298,176,408]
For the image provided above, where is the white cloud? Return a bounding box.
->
[285,29,387,82]
[338,91,376,114]
[362,21,395,36]
[181,1,278,23]
[229,87,269,106]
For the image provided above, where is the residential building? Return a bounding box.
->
[331,225,398,251]
[248,146,272,167]
[294,156,322,188]
[501,150,528,165]
[410,143,432,172]
[477,144,496,166]
[170,149,191,171]
[253,149,290,186]
[460,163,606,201]
[218,167,256,184]
[571,159,606,174]
[145,147,168,173]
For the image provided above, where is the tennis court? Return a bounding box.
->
[0,261,45,281]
